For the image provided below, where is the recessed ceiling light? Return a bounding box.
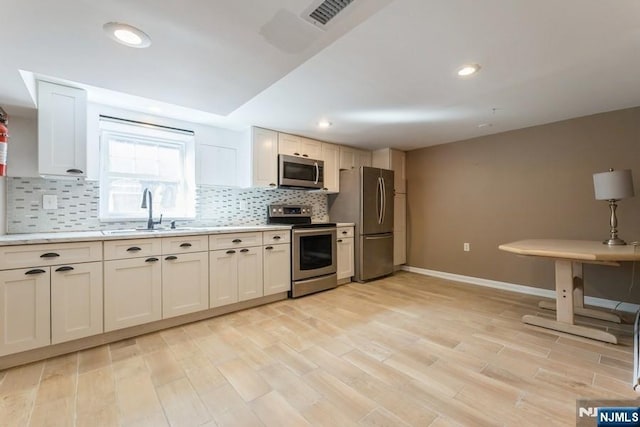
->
[103,22,151,48]
[457,64,481,77]
[318,120,332,129]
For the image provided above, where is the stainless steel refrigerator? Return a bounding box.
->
[328,167,394,282]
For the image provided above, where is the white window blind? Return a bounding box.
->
[99,117,196,220]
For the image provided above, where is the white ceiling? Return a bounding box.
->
[3,0,640,150]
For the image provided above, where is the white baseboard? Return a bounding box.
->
[401,265,640,314]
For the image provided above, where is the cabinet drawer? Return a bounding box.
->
[337,227,354,238]
[0,241,102,270]
[209,232,263,250]
[263,230,291,245]
[103,238,162,260]
[162,235,208,254]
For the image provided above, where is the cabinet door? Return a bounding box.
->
[210,249,238,307]
[357,150,372,168]
[337,238,355,281]
[163,252,209,318]
[391,149,406,194]
[339,146,357,170]
[51,262,103,344]
[0,268,50,356]
[322,143,340,192]
[277,133,301,156]
[238,247,263,301]
[263,244,290,295]
[393,193,406,266]
[252,127,278,188]
[104,257,162,332]
[37,81,87,177]
[300,138,323,159]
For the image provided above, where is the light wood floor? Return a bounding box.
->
[1,271,638,426]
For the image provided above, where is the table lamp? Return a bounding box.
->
[593,168,635,245]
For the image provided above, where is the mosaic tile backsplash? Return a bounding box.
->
[7,178,328,234]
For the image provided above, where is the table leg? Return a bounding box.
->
[523,259,618,344]
[537,260,622,323]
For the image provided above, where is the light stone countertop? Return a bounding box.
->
[0,225,293,246]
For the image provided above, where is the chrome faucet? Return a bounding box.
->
[141,188,162,230]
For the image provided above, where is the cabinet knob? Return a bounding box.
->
[66,168,84,174]
[226,250,236,254]
[55,266,74,272]
[25,269,46,275]
[127,247,142,252]
[179,243,192,248]
[240,248,249,253]
[40,252,60,258]
[265,246,274,250]
[145,257,159,263]
[232,239,242,243]
[165,256,178,261]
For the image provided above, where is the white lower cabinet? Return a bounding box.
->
[210,245,263,307]
[104,256,162,332]
[162,252,209,318]
[51,261,103,344]
[0,268,51,357]
[263,243,290,295]
[337,226,355,282]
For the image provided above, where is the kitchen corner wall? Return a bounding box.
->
[406,106,640,303]
[7,178,328,233]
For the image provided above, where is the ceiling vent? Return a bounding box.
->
[303,0,355,29]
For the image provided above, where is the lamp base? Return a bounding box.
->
[603,237,627,246]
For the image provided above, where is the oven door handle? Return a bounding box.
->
[293,228,336,236]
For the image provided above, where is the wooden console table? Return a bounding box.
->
[499,239,640,344]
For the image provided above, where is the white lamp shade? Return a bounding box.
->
[593,169,635,200]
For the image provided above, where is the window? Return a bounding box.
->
[99,117,196,220]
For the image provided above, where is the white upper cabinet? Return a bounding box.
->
[252,127,278,188]
[372,148,406,194]
[278,133,322,159]
[37,81,87,177]
[321,143,340,192]
[340,146,372,170]
[198,144,239,187]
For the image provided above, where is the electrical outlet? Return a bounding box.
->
[43,194,57,210]
[463,242,470,252]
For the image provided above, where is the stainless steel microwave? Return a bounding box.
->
[278,154,324,190]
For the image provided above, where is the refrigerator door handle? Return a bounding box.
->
[381,177,386,225]
[364,234,393,240]
[314,162,319,184]
[377,177,383,224]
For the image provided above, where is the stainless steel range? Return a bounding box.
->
[267,204,337,298]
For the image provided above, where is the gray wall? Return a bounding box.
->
[406,107,640,303]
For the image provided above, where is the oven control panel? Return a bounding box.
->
[268,204,312,218]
